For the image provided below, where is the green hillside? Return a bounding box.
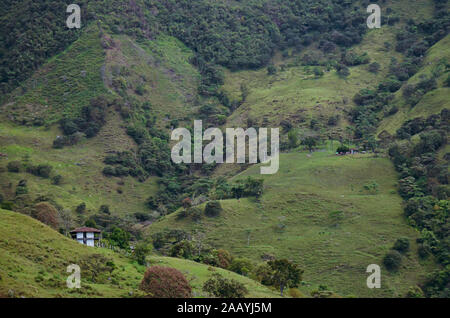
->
[0,0,448,299]
[378,34,450,135]
[146,149,435,297]
[0,209,279,297]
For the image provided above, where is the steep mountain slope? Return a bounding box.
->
[377,34,450,136]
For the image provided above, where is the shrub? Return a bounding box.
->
[99,205,111,215]
[383,250,402,271]
[288,288,304,298]
[190,207,203,222]
[393,237,410,253]
[52,175,63,185]
[336,145,349,153]
[0,201,14,210]
[205,201,222,217]
[7,161,21,173]
[202,273,248,298]
[84,219,97,228]
[368,62,380,73]
[76,203,86,214]
[27,164,52,178]
[267,64,277,75]
[140,266,192,298]
[102,166,116,177]
[170,240,194,259]
[34,202,59,229]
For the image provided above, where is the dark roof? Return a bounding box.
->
[70,227,101,233]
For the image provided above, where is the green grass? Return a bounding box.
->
[0,209,278,298]
[146,150,434,297]
[0,208,144,297]
[0,119,158,218]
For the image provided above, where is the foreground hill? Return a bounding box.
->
[0,209,278,297]
[146,149,435,297]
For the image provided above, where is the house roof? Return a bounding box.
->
[70,227,101,233]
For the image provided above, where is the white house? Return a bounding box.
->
[70,227,101,247]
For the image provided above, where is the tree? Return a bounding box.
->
[393,237,410,253]
[140,266,192,298]
[214,249,233,269]
[7,161,21,173]
[301,136,319,152]
[57,209,73,235]
[267,259,303,296]
[108,226,131,250]
[368,62,380,73]
[205,201,222,217]
[267,64,277,75]
[383,250,402,271]
[134,242,152,265]
[203,273,248,298]
[288,130,299,149]
[34,202,59,230]
[84,219,97,228]
[229,258,253,276]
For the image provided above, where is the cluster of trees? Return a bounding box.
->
[103,151,147,180]
[388,111,449,297]
[211,177,264,200]
[349,1,448,151]
[150,228,302,296]
[145,176,264,215]
[53,96,109,148]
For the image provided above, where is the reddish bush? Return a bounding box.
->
[140,266,192,298]
[34,202,59,229]
[215,249,233,269]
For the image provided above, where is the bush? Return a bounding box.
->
[214,249,233,269]
[205,201,222,217]
[52,175,63,185]
[7,161,21,173]
[27,164,52,178]
[336,145,349,153]
[34,202,59,229]
[107,226,131,250]
[393,237,410,253]
[368,62,380,73]
[229,258,253,276]
[140,266,192,298]
[383,250,402,271]
[103,166,116,177]
[134,242,152,265]
[76,203,86,214]
[99,205,111,215]
[202,273,248,298]
[288,288,304,298]
[190,207,203,222]
[84,219,97,228]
